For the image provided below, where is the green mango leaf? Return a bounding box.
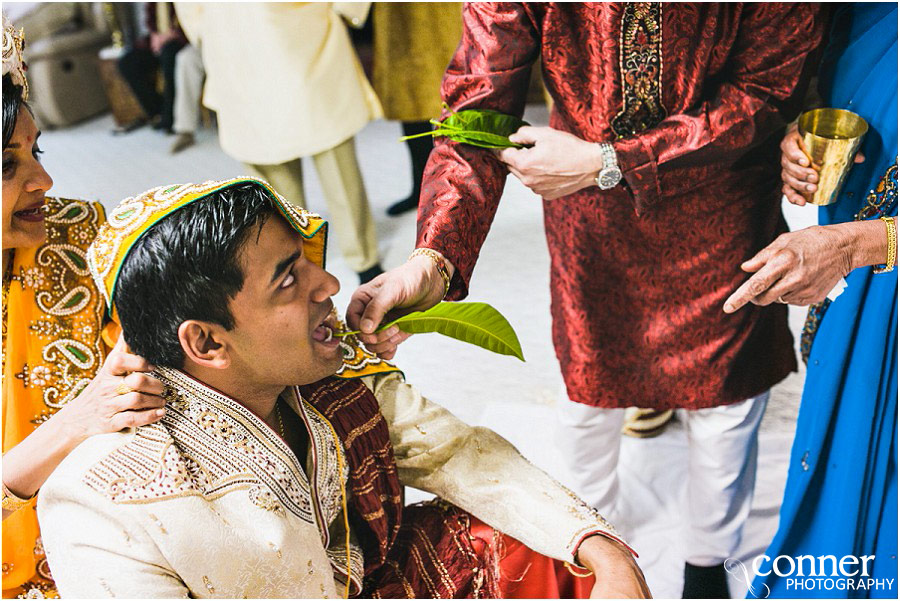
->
[447,130,522,149]
[443,108,528,138]
[338,302,525,361]
[399,105,529,150]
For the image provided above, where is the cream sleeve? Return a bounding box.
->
[38,470,188,598]
[173,2,203,45]
[364,372,632,563]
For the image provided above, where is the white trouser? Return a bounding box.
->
[556,391,768,566]
[173,44,205,135]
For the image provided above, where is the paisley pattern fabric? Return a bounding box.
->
[417,3,825,409]
[2,198,110,599]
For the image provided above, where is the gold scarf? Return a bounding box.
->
[2,198,112,598]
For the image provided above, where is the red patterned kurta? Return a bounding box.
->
[417,3,825,410]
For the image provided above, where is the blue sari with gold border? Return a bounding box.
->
[752,4,898,599]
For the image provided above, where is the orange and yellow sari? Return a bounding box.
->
[2,198,113,599]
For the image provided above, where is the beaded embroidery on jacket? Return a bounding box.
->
[83,367,325,524]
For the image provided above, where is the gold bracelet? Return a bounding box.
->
[873,216,897,274]
[2,481,34,513]
[409,248,451,299]
[564,561,594,578]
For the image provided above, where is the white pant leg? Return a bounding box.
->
[555,392,627,517]
[173,45,204,134]
[684,391,769,566]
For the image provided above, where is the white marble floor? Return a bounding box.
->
[40,104,818,599]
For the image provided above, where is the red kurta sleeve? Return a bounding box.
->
[416,3,540,300]
[615,3,824,214]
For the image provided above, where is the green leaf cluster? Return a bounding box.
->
[399,104,529,149]
[337,301,525,361]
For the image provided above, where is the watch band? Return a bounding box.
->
[598,143,618,170]
[595,143,623,190]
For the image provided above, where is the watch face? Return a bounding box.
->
[598,168,622,189]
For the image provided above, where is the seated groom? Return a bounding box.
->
[37,178,649,598]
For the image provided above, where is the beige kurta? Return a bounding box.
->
[38,365,621,598]
[174,2,382,164]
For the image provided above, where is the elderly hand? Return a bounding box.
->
[496,126,606,200]
[723,226,855,313]
[576,535,652,598]
[54,335,167,441]
[346,255,450,359]
[781,123,865,206]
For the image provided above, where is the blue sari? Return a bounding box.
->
[752,4,898,599]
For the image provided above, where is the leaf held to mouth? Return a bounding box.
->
[338,302,525,361]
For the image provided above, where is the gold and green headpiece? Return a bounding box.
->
[87,177,328,316]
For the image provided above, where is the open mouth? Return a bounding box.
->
[311,311,340,348]
[13,203,45,223]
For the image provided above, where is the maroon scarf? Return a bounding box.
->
[300,376,501,598]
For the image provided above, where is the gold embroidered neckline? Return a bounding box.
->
[154,367,347,536]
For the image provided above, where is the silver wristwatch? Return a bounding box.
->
[595,143,623,190]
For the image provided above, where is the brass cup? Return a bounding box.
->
[797,108,868,206]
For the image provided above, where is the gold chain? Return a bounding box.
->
[274,402,285,439]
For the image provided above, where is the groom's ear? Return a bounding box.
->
[178,320,231,369]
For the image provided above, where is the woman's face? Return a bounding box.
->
[2,108,52,251]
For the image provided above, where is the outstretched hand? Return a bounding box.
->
[723,226,854,313]
[346,255,449,359]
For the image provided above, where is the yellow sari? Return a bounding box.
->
[2,198,112,599]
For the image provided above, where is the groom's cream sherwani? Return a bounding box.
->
[38,343,623,598]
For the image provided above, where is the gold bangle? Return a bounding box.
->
[564,561,594,578]
[409,248,451,299]
[2,481,34,513]
[873,216,897,274]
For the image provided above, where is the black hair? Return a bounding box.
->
[2,73,25,149]
[114,182,277,368]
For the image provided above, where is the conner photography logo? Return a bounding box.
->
[725,554,896,598]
